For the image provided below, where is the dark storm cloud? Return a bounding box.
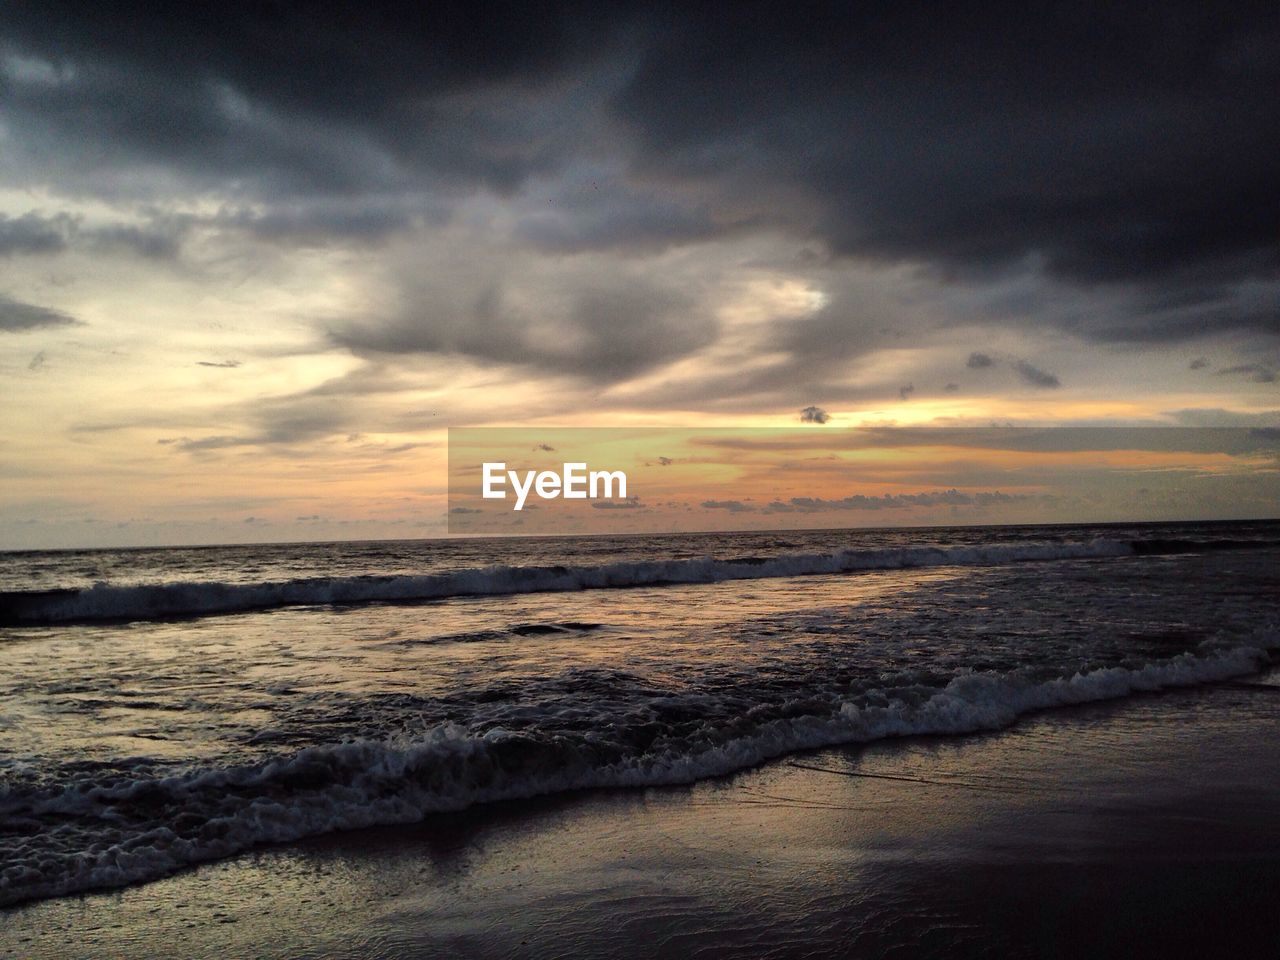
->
[799,406,829,424]
[512,180,756,255]
[0,295,80,332]
[2,2,1278,365]
[0,1,633,198]
[615,6,1279,290]
[5,4,1271,259]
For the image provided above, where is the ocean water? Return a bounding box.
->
[1,520,1278,908]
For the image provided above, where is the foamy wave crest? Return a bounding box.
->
[1,539,1135,624]
[1,641,1267,907]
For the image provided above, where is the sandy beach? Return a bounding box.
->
[7,670,1277,960]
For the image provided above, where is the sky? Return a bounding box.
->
[1,3,1278,548]
[444,427,1280,536]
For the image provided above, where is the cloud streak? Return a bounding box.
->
[764,490,1033,513]
[1011,359,1061,389]
[0,295,81,332]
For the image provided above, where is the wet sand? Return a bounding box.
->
[6,673,1279,959]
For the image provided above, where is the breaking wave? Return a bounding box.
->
[0,538,1149,625]
[0,641,1268,907]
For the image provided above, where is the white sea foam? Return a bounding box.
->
[1,640,1267,908]
[2,538,1136,624]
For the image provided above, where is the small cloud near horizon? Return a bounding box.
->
[701,499,754,512]
[967,352,995,369]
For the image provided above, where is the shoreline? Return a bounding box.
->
[6,672,1279,959]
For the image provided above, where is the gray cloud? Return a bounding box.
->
[1011,359,1061,389]
[163,435,248,452]
[590,497,644,510]
[513,181,751,255]
[158,392,353,453]
[963,351,1062,388]
[0,295,80,332]
[332,259,717,382]
[1165,408,1280,427]
[1218,364,1277,384]
[0,212,72,255]
[214,200,444,247]
[701,499,754,512]
[799,405,830,424]
[87,221,186,259]
[0,208,197,261]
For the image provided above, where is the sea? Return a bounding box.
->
[2,519,1278,908]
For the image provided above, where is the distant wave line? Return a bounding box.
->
[2,536,1273,626]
